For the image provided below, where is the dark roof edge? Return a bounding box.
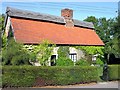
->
[23,43,104,46]
[6,7,94,29]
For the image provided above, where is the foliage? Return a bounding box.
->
[2,39,31,65]
[2,34,7,48]
[111,16,120,57]
[75,58,90,66]
[112,16,120,38]
[57,46,73,66]
[84,16,120,59]
[0,14,5,52]
[0,14,5,32]
[105,37,119,57]
[23,45,37,62]
[32,40,55,66]
[75,46,104,55]
[108,65,120,80]
[95,58,104,66]
[57,46,69,58]
[75,46,104,63]
[2,66,99,87]
[84,16,115,43]
[2,66,36,88]
[56,57,74,66]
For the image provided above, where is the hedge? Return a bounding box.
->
[108,65,120,80]
[2,66,99,88]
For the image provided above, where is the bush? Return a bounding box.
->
[96,58,104,66]
[108,65,120,80]
[75,58,90,66]
[56,57,74,66]
[2,66,99,88]
[2,39,31,65]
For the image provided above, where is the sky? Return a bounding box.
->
[1,1,119,20]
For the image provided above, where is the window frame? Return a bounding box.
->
[69,53,77,62]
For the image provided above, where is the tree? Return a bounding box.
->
[2,39,31,65]
[84,16,115,43]
[84,16,120,64]
[0,14,5,32]
[33,40,55,66]
[111,16,120,57]
[84,16,117,61]
[0,14,5,62]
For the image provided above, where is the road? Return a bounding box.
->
[68,81,119,88]
[39,81,119,88]
[2,81,119,90]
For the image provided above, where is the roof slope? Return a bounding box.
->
[6,7,94,29]
[11,18,104,46]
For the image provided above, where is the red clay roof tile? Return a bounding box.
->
[11,18,104,46]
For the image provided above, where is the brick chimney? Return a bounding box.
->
[61,8,74,27]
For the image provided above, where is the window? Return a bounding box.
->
[51,55,56,66]
[69,53,77,62]
[92,54,98,61]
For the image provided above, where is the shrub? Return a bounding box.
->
[2,66,99,88]
[56,57,74,66]
[108,65,120,80]
[2,39,31,65]
[75,58,90,66]
[96,58,104,66]
[2,66,35,87]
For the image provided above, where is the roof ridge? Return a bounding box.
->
[6,7,94,29]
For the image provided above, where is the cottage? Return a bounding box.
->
[4,7,104,66]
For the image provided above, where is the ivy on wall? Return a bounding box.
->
[57,46,69,58]
[23,40,55,66]
[74,46,105,64]
[75,46,104,55]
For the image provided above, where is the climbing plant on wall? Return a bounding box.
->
[57,46,74,66]
[57,46,69,58]
[24,40,55,66]
[75,46,104,55]
[74,46,104,64]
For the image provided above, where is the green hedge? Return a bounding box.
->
[2,66,99,88]
[108,65,120,80]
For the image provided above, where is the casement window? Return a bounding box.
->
[69,53,77,62]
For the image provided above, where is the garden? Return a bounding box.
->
[0,15,120,88]
[1,39,120,88]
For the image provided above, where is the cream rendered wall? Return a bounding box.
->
[76,49,85,60]
[30,46,86,66]
[52,47,59,59]
[69,47,85,61]
[5,17,11,37]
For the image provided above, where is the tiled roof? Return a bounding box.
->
[11,18,104,46]
[6,7,94,29]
